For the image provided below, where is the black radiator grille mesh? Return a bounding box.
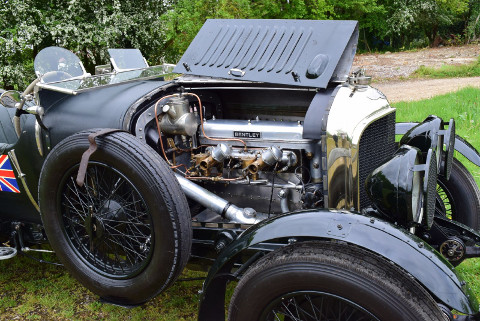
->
[358,112,396,209]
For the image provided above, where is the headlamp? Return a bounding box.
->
[365,146,437,229]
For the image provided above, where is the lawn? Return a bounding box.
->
[0,87,479,320]
[0,254,205,320]
[412,56,480,79]
[393,87,480,300]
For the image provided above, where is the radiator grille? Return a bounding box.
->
[358,112,396,209]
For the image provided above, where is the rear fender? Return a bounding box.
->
[396,122,480,167]
[197,210,478,320]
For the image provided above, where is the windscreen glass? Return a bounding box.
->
[39,65,173,94]
[108,49,148,70]
[34,47,84,81]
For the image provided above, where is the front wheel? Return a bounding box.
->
[39,130,192,305]
[229,241,446,321]
[436,158,480,229]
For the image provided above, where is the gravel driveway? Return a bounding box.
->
[374,77,480,103]
[351,44,480,102]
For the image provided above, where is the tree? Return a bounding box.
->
[325,0,386,51]
[0,0,172,89]
[384,0,469,47]
[465,0,480,43]
[161,0,335,63]
[0,0,44,89]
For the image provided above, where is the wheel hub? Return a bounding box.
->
[84,200,125,243]
[84,206,105,243]
[440,237,465,263]
[61,162,156,279]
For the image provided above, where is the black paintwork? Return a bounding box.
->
[302,87,336,139]
[0,79,170,224]
[174,19,359,88]
[455,135,480,167]
[197,209,478,320]
[39,79,169,146]
[400,116,442,153]
[396,122,480,167]
[0,115,43,223]
[365,145,420,225]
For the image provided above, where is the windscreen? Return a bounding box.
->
[34,47,85,82]
[108,49,148,71]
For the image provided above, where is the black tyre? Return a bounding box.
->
[436,158,480,229]
[39,130,191,305]
[229,241,446,321]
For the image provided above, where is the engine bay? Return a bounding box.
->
[135,85,323,219]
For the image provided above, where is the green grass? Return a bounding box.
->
[0,255,204,320]
[393,87,480,299]
[0,88,479,319]
[392,86,480,186]
[412,56,480,79]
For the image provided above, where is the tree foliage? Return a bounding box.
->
[0,0,171,89]
[0,0,478,89]
[384,0,469,47]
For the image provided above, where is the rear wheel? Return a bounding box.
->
[229,241,446,321]
[436,158,480,229]
[39,130,191,305]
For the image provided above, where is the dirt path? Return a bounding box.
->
[353,44,479,80]
[374,77,480,103]
[350,44,480,102]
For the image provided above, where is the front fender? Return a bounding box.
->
[396,122,480,167]
[198,210,478,320]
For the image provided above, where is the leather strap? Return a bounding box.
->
[76,129,126,187]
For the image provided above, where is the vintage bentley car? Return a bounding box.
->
[1,19,480,320]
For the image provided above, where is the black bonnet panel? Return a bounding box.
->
[174,19,358,89]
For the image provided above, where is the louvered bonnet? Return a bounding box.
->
[174,19,359,88]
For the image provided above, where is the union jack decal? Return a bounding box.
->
[0,155,20,193]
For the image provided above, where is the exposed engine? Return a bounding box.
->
[137,92,323,221]
[134,79,399,226]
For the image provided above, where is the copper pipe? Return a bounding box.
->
[181,92,247,150]
[154,94,180,167]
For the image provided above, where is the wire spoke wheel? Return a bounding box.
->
[229,242,445,321]
[436,183,453,220]
[262,291,378,321]
[435,158,480,230]
[61,162,152,278]
[39,131,191,305]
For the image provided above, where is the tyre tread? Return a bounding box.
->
[229,241,445,321]
[39,129,191,304]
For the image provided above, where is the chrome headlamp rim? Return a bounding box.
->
[411,161,423,224]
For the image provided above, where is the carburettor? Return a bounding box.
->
[194,143,298,179]
[159,96,198,136]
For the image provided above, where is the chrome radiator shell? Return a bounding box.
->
[324,85,396,211]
